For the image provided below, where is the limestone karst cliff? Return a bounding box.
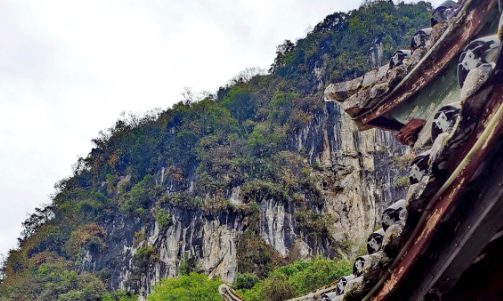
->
[90,101,407,299]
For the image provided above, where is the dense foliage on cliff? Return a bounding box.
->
[0,1,430,300]
[236,257,352,301]
[147,272,222,301]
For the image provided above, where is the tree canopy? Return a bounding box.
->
[147,273,222,301]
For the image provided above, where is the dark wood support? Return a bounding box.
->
[395,119,426,146]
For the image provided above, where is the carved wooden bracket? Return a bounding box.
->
[395,119,426,146]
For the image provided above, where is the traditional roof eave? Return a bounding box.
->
[324,0,498,133]
[370,82,503,300]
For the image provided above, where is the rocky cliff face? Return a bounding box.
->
[81,94,407,300]
[291,99,406,248]
[368,38,385,69]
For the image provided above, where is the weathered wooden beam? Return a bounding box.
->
[395,119,426,146]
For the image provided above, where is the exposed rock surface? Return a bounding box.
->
[368,39,385,69]
[82,87,407,301]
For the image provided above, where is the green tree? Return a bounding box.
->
[260,274,296,301]
[120,175,155,215]
[155,208,171,227]
[237,257,352,300]
[232,273,260,290]
[134,246,158,270]
[147,272,222,301]
[221,87,258,122]
[269,92,295,126]
[270,257,351,295]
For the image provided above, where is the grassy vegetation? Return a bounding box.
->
[237,256,352,301]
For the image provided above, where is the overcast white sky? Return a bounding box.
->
[0,0,443,258]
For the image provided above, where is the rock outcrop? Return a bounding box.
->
[79,95,407,300]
